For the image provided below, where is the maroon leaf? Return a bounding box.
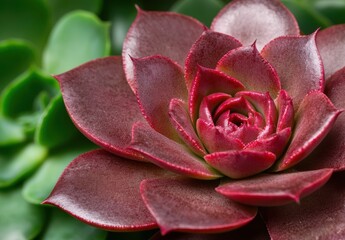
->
[128,122,221,179]
[185,30,242,89]
[168,99,207,156]
[261,33,324,108]
[133,55,187,141]
[43,150,172,231]
[298,67,345,171]
[262,172,345,239]
[211,0,299,50]
[123,7,205,91]
[217,44,280,97]
[140,178,257,235]
[196,119,245,153]
[276,90,294,132]
[150,215,269,240]
[274,91,342,171]
[216,169,332,206]
[55,57,144,161]
[198,93,230,124]
[189,67,245,122]
[316,24,345,80]
[204,150,276,179]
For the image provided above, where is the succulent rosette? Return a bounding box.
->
[44,0,345,238]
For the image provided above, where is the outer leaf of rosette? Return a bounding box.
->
[0,117,26,146]
[0,40,36,92]
[0,187,46,240]
[0,68,58,119]
[171,0,225,26]
[43,10,110,75]
[0,144,47,188]
[22,140,96,204]
[35,94,83,149]
[0,0,50,54]
[42,209,106,240]
[281,0,331,34]
[102,1,137,54]
[45,0,102,23]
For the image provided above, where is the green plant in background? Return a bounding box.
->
[0,0,344,239]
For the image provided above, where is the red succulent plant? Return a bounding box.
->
[44,0,345,239]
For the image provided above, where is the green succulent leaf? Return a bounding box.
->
[43,10,111,74]
[0,188,45,240]
[0,117,26,146]
[0,0,50,54]
[0,144,47,188]
[42,209,106,240]
[0,69,58,118]
[45,0,102,23]
[35,94,81,148]
[312,0,345,24]
[23,142,95,204]
[282,0,332,33]
[0,40,36,92]
[171,0,224,26]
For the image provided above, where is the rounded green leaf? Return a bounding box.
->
[42,209,106,240]
[23,142,95,204]
[0,188,45,240]
[0,117,26,146]
[171,0,224,26]
[0,40,35,92]
[45,0,102,23]
[1,69,58,118]
[0,144,47,188]
[0,0,50,52]
[35,94,82,148]
[43,10,110,74]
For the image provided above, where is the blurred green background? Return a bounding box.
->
[0,0,344,239]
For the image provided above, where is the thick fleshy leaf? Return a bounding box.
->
[151,215,269,240]
[262,172,345,239]
[276,90,294,132]
[23,142,95,204]
[0,117,25,146]
[198,93,230,124]
[55,57,145,160]
[123,7,205,91]
[274,91,342,171]
[298,67,345,171]
[43,10,110,74]
[316,24,345,79]
[185,31,242,89]
[0,188,45,240]
[261,33,324,107]
[211,0,299,50]
[217,44,280,97]
[128,122,221,179]
[0,40,35,92]
[204,150,276,179]
[35,95,81,148]
[43,149,170,231]
[189,67,245,122]
[245,128,291,157]
[42,209,106,240]
[140,178,257,234]
[1,69,58,118]
[196,119,245,153]
[133,56,187,141]
[0,144,47,188]
[169,99,206,156]
[217,169,332,206]
[0,0,50,52]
